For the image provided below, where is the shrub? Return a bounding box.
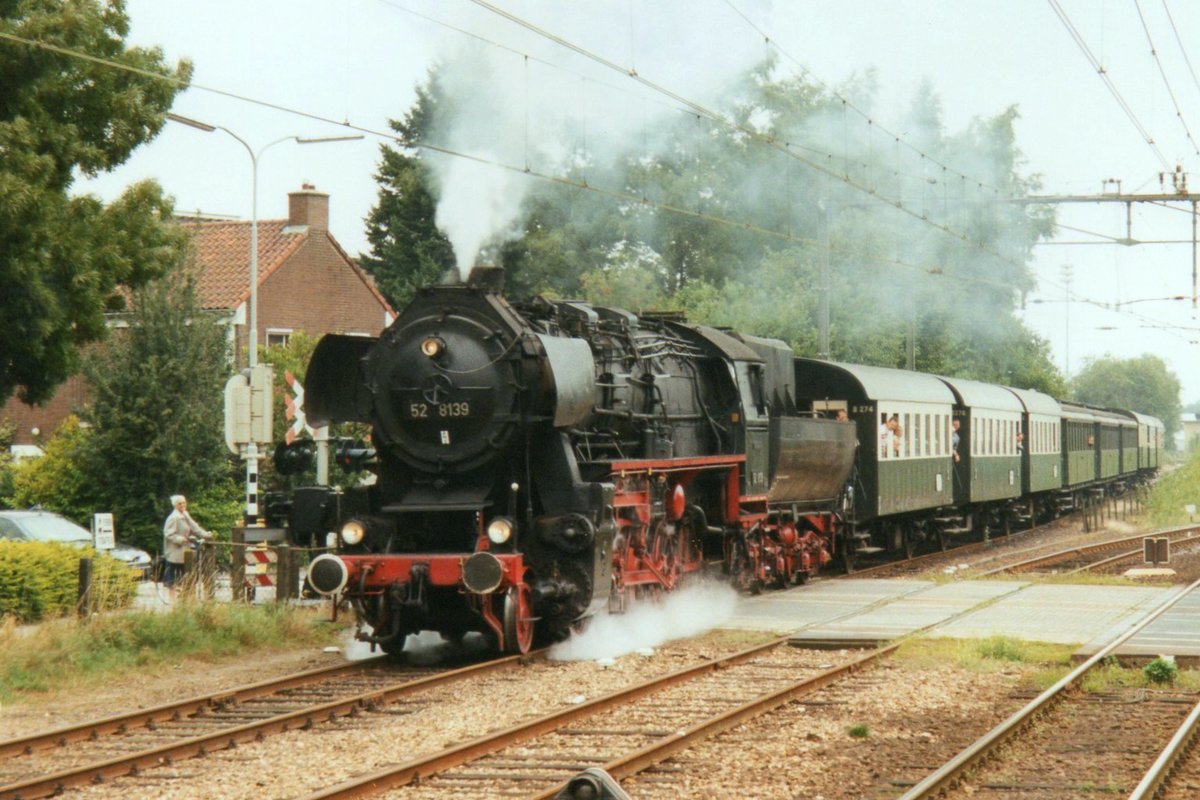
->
[1144,656,1179,685]
[976,635,1027,662]
[0,541,136,622]
[848,723,870,738]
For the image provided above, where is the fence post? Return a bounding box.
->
[199,542,217,600]
[77,557,93,618]
[276,543,291,604]
[182,548,196,599]
[231,527,247,603]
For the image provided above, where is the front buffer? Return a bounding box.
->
[307,550,535,655]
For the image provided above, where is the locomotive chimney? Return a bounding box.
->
[467,265,505,292]
[288,183,329,230]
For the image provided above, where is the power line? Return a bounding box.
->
[1132,0,1200,159]
[719,0,1005,198]
[0,25,1026,301]
[370,0,928,183]
[1046,0,1173,171]
[1160,0,1200,102]
[466,0,1039,279]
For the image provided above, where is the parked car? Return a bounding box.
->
[0,510,153,579]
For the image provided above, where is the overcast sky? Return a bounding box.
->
[77,0,1200,403]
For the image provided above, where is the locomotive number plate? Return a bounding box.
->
[408,402,471,419]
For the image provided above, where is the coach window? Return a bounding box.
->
[904,414,911,457]
[913,414,921,456]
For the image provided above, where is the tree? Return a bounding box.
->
[360,79,456,309]
[1071,354,1182,442]
[79,270,242,550]
[374,58,1061,389]
[0,0,191,404]
[5,415,97,521]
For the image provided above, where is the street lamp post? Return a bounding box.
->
[167,113,361,524]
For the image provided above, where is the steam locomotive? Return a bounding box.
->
[285,267,856,654]
[280,268,1163,655]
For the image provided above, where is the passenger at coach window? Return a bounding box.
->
[887,414,903,456]
[951,418,961,463]
[1016,430,1025,455]
[836,409,848,422]
[162,494,212,601]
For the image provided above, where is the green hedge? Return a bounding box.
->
[0,542,138,623]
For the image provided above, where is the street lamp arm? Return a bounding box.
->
[165,112,363,526]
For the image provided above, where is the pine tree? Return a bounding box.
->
[360,79,455,308]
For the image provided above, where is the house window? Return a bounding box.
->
[266,328,293,348]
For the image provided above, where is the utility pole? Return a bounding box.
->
[818,200,831,360]
[907,312,916,371]
[1062,264,1073,380]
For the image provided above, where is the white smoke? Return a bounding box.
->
[427,0,775,277]
[548,581,740,662]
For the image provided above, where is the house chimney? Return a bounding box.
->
[288,183,329,230]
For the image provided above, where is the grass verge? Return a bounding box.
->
[0,602,342,704]
[895,635,1075,673]
[1144,449,1200,528]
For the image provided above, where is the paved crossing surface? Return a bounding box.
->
[722,578,1197,664]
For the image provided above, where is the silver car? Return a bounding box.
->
[0,510,154,579]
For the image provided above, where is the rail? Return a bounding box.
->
[0,651,539,800]
[895,576,1200,799]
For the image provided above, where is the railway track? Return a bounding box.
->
[294,638,896,799]
[1131,693,1200,799]
[847,514,1091,580]
[895,577,1200,799]
[0,651,538,800]
[850,520,1199,581]
[979,524,1200,577]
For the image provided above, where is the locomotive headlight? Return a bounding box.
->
[420,336,445,358]
[340,520,367,546]
[486,517,514,545]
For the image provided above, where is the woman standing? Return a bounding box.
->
[162,494,212,600]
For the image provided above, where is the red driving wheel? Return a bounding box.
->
[503,583,534,654]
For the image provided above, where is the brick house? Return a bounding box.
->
[3,185,393,452]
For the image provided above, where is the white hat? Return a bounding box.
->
[170,494,186,506]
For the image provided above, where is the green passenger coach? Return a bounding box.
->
[794,359,955,559]
[1006,386,1062,523]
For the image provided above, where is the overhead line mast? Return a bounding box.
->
[1016,172,1200,308]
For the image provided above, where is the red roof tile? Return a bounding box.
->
[179,218,308,310]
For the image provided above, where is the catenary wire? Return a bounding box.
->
[0,26,1030,302]
[1160,0,1200,103]
[1047,0,1173,171]
[5,19,1193,345]
[719,0,1005,198]
[463,0,1042,277]
[1132,0,1200,159]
